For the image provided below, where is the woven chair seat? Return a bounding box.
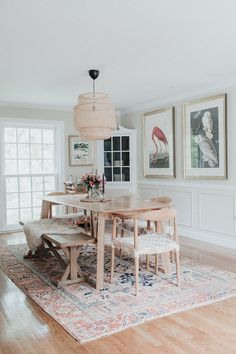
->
[52,211,85,222]
[122,219,155,233]
[113,233,179,256]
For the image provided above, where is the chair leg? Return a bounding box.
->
[135,256,139,296]
[155,254,158,274]
[146,255,150,270]
[175,250,180,286]
[110,245,115,283]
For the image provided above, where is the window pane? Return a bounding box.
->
[31,160,43,174]
[5,160,18,174]
[7,209,19,225]
[44,176,55,191]
[33,207,41,220]
[43,144,54,159]
[19,177,31,192]
[31,144,42,159]
[6,177,18,193]
[4,128,16,143]
[5,144,17,158]
[32,176,44,191]
[18,144,30,159]
[32,192,43,207]
[20,193,32,208]
[43,129,54,144]
[43,160,54,173]
[18,128,29,143]
[20,208,32,222]
[30,129,42,143]
[6,193,18,209]
[18,160,30,174]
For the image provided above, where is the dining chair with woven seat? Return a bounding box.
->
[120,196,172,236]
[110,207,180,295]
[46,192,89,229]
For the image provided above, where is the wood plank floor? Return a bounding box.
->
[0,232,236,354]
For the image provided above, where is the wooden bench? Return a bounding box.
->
[42,232,96,287]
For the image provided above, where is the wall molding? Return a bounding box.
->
[138,179,236,191]
[138,180,236,250]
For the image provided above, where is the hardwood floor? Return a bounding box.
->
[0,232,236,354]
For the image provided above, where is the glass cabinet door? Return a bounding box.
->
[104,135,130,182]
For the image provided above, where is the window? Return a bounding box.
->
[0,120,64,231]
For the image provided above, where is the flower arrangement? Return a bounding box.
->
[80,173,103,192]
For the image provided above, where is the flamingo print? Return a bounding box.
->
[152,127,168,155]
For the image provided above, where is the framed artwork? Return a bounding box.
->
[69,136,93,166]
[143,107,175,178]
[183,94,227,179]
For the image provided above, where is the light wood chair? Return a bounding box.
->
[120,196,172,236]
[110,207,180,295]
[47,192,88,228]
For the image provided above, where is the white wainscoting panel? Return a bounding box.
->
[199,193,235,236]
[165,189,193,227]
[138,180,236,249]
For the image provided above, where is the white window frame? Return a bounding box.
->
[0,118,65,233]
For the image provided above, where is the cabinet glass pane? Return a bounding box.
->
[104,167,112,181]
[122,167,130,181]
[104,138,111,151]
[113,152,121,166]
[104,152,112,166]
[122,136,129,150]
[113,137,120,151]
[122,152,130,166]
[113,167,121,181]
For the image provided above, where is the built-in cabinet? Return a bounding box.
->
[96,126,137,194]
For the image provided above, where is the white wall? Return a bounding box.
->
[121,88,236,249]
[0,105,98,183]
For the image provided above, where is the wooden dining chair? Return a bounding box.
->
[46,192,89,228]
[119,196,172,236]
[110,207,180,295]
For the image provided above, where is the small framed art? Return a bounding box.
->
[143,107,175,178]
[183,94,227,179]
[69,136,93,166]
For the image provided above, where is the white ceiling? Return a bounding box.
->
[1,0,236,113]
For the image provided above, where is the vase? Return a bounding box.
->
[88,186,101,200]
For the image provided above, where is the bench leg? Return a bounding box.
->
[57,246,85,287]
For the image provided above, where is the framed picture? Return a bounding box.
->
[69,136,93,166]
[183,94,227,179]
[143,107,175,178]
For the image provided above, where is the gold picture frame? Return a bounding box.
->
[183,93,227,179]
[143,107,175,178]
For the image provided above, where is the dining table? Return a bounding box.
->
[42,193,170,291]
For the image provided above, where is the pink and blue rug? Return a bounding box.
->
[0,244,236,343]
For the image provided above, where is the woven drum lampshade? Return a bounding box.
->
[74,92,116,140]
[73,69,116,141]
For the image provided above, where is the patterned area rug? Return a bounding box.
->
[0,244,236,343]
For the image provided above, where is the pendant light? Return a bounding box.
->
[73,69,116,140]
